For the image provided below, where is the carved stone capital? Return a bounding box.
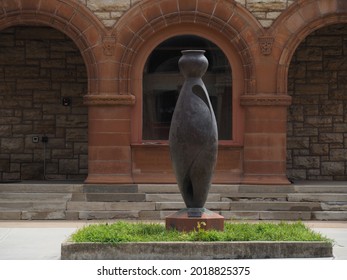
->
[259,36,274,56]
[84,94,136,106]
[103,36,116,56]
[240,94,292,106]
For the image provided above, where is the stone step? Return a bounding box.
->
[155,201,323,211]
[221,211,313,220]
[138,184,242,194]
[71,193,146,202]
[0,210,22,220]
[0,193,72,201]
[21,210,66,220]
[83,184,138,194]
[0,201,67,211]
[228,201,322,211]
[294,185,347,193]
[138,210,347,221]
[238,185,295,193]
[70,210,140,220]
[221,193,288,201]
[288,193,347,202]
[138,184,295,194]
[155,202,231,210]
[0,183,83,193]
[312,211,347,220]
[1,182,347,221]
[321,202,347,211]
[145,193,220,202]
[66,201,156,211]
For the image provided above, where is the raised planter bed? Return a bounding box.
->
[61,241,333,260]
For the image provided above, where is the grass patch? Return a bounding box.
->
[70,221,331,243]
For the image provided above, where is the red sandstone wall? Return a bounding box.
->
[1,0,347,184]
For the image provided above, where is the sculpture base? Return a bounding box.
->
[165,208,224,232]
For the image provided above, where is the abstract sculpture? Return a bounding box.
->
[169,50,218,208]
[166,50,224,231]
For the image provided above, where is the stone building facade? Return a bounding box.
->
[1,0,347,184]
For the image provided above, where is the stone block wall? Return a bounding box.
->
[0,27,88,181]
[77,0,294,28]
[287,24,347,181]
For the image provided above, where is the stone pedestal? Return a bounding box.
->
[165,208,224,232]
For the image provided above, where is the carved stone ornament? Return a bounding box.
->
[84,94,135,106]
[103,36,116,56]
[259,36,274,56]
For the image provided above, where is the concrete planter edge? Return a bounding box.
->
[61,241,333,260]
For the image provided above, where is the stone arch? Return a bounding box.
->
[272,0,347,93]
[113,0,262,98]
[0,0,107,95]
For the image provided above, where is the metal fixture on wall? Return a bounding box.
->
[62,97,71,106]
[42,136,48,180]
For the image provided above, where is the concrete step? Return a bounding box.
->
[0,201,67,211]
[138,184,242,194]
[321,202,347,211]
[238,185,295,193]
[21,210,66,220]
[221,193,288,201]
[145,193,220,202]
[138,210,347,221]
[155,201,323,211]
[0,193,72,201]
[138,184,295,194]
[69,210,140,220]
[155,202,231,210]
[0,210,22,220]
[0,183,83,193]
[1,182,347,221]
[221,211,313,220]
[83,184,138,193]
[66,201,156,211]
[312,211,347,220]
[288,193,347,202]
[0,210,66,220]
[294,186,347,193]
[228,201,322,211]
[71,193,146,202]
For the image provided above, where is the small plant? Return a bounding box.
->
[196,221,206,231]
[70,221,332,244]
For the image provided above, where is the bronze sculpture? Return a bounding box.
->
[169,50,218,211]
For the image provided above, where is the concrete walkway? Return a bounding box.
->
[0,221,346,260]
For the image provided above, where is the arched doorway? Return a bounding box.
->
[0,26,88,181]
[287,23,347,181]
[142,35,232,141]
[128,26,247,183]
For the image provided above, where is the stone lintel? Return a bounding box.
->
[84,94,135,106]
[241,94,292,106]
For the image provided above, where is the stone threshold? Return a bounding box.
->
[61,241,333,260]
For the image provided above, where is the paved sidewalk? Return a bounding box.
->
[0,221,346,260]
[0,221,88,260]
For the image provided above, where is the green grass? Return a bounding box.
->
[70,221,331,243]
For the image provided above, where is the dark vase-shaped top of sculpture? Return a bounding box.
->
[169,50,218,209]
